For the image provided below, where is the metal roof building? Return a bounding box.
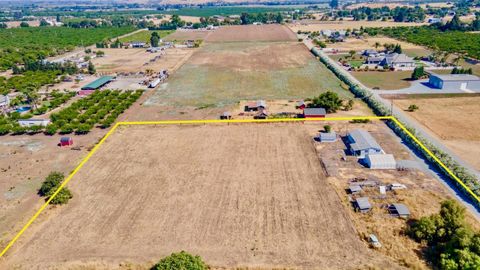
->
[388,203,410,219]
[319,131,337,142]
[81,76,114,90]
[429,73,480,91]
[365,153,396,169]
[354,197,372,213]
[347,129,384,158]
[303,107,326,118]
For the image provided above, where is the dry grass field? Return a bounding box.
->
[164,30,213,41]
[326,37,431,55]
[91,48,194,73]
[146,41,349,107]
[288,21,426,32]
[206,25,297,42]
[2,124,399,270]
[395,96,480,170]
[351,71,413,90]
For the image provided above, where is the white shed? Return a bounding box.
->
[365,154,396,169]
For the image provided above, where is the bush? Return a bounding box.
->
[47,187,73,205]
[324,125,332,133]
[151,251,207,270]
[408,104,419,112]
[44,124,58,135]
[39,171,64,196]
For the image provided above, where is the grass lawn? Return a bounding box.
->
[351,71,412,90]
[119,30,175,43]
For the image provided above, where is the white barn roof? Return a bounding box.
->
[348,129,382,152]
[365,154,396,169]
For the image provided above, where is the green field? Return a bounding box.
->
[160,6,295,17]
[146,41,350,107]
[119,30,175,43]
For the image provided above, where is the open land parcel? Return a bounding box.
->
[1,23,480,270]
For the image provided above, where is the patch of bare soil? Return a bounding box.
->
[3,124,400,270]
[206,25,297,42]
[189,42,311,71]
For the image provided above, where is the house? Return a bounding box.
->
[0,95,10,107]
[297,100,306,109]
[362,49,378,57]
[81,76,114,90]
[60,137,73,146]
[319,131,337,142]
[379,53,416,69]
[366,55,384,65]
[245,100,267,112]
[428,73,480,91]
[220,111,232,120]
[349,184,362,194]
[131,42,146,48]
[346,129,384,158]
[354,197,372,213]
[364,153,396,169]
[18,118,50,127]
[388,203,410,219]
[303,107,326,118]
[428,17,442,24]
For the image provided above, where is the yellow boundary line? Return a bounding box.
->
[0,116,478,258]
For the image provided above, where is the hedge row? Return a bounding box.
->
[312,47,480,207]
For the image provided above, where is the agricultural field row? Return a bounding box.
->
[0,26,136,70]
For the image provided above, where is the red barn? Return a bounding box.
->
[303,107,326,118]
[60,137,73,146]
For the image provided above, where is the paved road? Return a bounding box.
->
[308,44,480,217]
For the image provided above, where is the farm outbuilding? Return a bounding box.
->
[388,203,410,219]
[348,184,362,194]
[303,107,326,118]
[354,197,372,213]
[346,129,384,158]
[60,137,73,146]
[428,73,480,91]
[364,154,396,169]
[18,118,50,127]
[244,100,267,112]
[319,131,337,142]
[81,76,114,90]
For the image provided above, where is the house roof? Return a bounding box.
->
[304,107,326,116]
[81,76,114,90]
[431,73,480,82]
[0,95,9,103]
[320,131,337,141]
[365,153,396,167]
[348,129,382,152]
[382,53,414,65]
[356,197,371,210]
[349,185,362,193]
[390,203,410,216]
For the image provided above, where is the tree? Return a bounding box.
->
[330,0,339,9]
[374,42,380,49]
[20,22,29,27]
[309,91,343,113]
[408,104,419,112]
[87,61,96,75]
[324,125,332,133]
[39,172,64,196]
[150,32,160,47]
[275,13,284,24]
[95,50,105,57]
[240,13,249,25]
[0,23,7,29]
[40,20,49,27]
[151,251,207,270]
[393,44,402,54]
[44,124,57,135]
[348,50,356,59]
[47,187,73,205]
[56,14,61,22]
[411,66,425,80]
[344,99,354,111]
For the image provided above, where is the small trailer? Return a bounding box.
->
[60,137,73,147]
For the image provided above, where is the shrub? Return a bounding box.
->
[151,251,207,270]
[0,125,10,135]
[408,104,419,112]
[324,125,332,133]
[47,187,73,205]
[39,171,64,196]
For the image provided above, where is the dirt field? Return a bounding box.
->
[288,21,426,32]
[145,41,349,108]
[2,124,399,269]
[326,37,431,55]
[164,29,213,41]
[395,96,480,170]
[206,25,297,42]
[91,48,194,73]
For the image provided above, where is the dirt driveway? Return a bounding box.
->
[2,124,399,270]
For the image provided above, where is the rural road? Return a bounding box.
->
[306,41,480,217]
